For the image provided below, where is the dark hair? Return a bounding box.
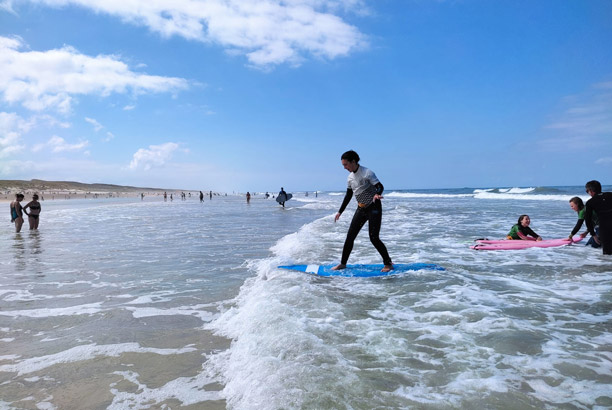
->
[341,150,360,163]
[33,194,39,200]
[16,193,24,199]
[518,214,529,225]
[569,196,584,210]
[585,180,602,194]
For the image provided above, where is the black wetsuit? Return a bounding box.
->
[337,165,392,266]
[585,192,612,255]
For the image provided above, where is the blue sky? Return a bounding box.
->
[1,0,611,192]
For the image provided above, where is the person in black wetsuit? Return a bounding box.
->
[332,150,393,272]
[278,187,288,208]
[584,180,612,255]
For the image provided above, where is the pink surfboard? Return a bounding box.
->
[471,236,584,250]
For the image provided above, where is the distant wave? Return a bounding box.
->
[473,192,584,201]
[474,187,535,194]
[386,187,586,202]
[387,192,473,199]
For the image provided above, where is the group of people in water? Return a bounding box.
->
[505,180,611,255]
[330,151,612,273]
[7,152,612,259]
[9,193,41,233]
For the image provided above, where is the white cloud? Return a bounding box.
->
[32,135,89,153]
[85,117,104,132]
[104,131,115,142]
[595,157,612,165]
[123,105,136,111]
[540,81,612,153]
[129,142,180,171]
[0,36,189,113]
[545,84,612,136]
[4,0,367,67]
[0,111,30,157]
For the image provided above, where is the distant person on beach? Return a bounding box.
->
[585,180,612,255]
[278,187,288,208]
[9,193,24,233]
[246,192,251,203]
[164,192,167,201]
[200,191,204,202]
[507,215,542,241]
[332,150,394,272]
[22,194,41,230]
[568,197,600,247]
[210,191,212,200]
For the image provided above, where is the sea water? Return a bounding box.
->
[0,187,611,409]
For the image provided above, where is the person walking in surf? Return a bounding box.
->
[332,150,393,272]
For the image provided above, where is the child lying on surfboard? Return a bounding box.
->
[507,215,542,241]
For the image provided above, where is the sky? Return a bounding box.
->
[0,0,611,192]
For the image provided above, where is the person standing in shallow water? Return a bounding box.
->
[332,150,393,272]
[278,187,288,208]
[23,194,41,230]
[585,180,612,255]
[10,193,25,233]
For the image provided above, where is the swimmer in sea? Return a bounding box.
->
[332,150,393,272]
[507,215,542,241]
[23,194,41,230]
[9,193,24,233]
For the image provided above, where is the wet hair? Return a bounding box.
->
[518,214,529,225]
[569,196,584,210]
[33,194,39,200]
[585,180,602,194]
[15,193,24,199]
[341,150,360,163]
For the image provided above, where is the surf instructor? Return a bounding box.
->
[332,150,393,272]
[585,180,612,255]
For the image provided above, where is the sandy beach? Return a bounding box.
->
[0,179,202,203]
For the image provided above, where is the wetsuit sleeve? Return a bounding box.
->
[525,227,539,239]
[585,201,595,236]
[338,188,353,215]
[374,182,384,196]
[570,218,584,237]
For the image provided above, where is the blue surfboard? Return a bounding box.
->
[278,263,445,277]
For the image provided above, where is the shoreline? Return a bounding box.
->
[0,179,211,203]
[0,190,211,203]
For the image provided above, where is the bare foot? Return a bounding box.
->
[331,264,346,270]
[381,264,394,273]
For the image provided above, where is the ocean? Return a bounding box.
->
[1,186,611,409]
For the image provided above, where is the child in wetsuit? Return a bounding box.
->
[507,215,542,241]
[568,196,600,247]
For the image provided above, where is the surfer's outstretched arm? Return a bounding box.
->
[335,188,353,222]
